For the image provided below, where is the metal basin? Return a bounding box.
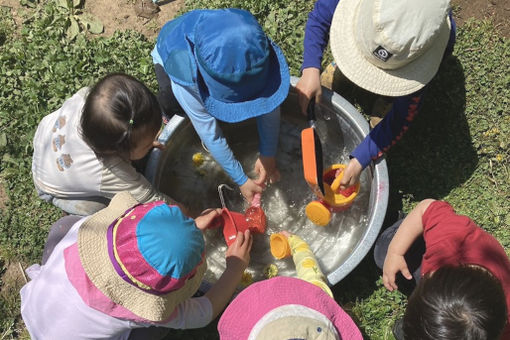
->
[148,76,388,285]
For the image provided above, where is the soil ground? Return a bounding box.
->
[1,0,509,40]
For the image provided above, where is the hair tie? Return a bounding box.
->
[129,119,134,125]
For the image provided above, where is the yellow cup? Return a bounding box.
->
[270,233,292,259]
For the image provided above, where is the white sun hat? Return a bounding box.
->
[330,0,451,96]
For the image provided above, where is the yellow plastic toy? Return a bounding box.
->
[269,232,333,297]
[305,164,360,227]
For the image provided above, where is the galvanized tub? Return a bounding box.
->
[147,76,388,285]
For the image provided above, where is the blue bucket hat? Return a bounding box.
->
[155,9,290,123]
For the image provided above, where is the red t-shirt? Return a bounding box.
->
[421,201,510,339]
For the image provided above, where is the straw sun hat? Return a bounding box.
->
[330,0,452,96]
[73,192,206,322]
[156,8,290,123]
[218,276,363,340]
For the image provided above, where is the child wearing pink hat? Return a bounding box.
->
[20,192,252,340]
[219,231,363,339]
[218,276,362,340]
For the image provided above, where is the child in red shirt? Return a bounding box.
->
[374,199,509,340]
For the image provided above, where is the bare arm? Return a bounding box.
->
[205,230,252,319]
[382,199,435,291]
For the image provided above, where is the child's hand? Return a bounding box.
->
[339,158,362,190]
[152,140,165,151]
[382,252,413,291]
[295,67,322,116]
[254,156,280,187]
[240,179,263,204]
[194,208,222,231]
[225,230,252,273]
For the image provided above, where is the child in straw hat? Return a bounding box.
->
[296,0,456,190]
[20,192,252,340]
[151,8,290,205]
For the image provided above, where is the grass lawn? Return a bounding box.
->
[0,0,508,339]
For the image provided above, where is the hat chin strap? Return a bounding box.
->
[248,304,340,340]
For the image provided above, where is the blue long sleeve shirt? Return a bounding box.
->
[302,0,456,169]
[170,80,280,186]
[152,45,280,186]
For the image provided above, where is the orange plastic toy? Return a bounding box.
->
[305,164,360,227]
[269,233,291,259]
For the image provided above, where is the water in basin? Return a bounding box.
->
[156,104,371,285]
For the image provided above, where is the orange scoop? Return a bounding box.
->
[301,98,325,198]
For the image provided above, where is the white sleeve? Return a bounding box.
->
[160,296,213,329]
[100,156,170,203]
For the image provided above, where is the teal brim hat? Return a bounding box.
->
[156,9,290,123]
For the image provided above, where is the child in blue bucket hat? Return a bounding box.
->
[152,9,290,204]
[20,192,252,340]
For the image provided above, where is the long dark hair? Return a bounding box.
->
[403,265,507,340]
[80,73,161,158]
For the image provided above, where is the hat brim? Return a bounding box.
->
[218,277,362,339]
[197,40,290,123]
[330,0,451,96]
[78,192,207,322]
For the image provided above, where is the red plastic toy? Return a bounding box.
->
[219,207,266,246]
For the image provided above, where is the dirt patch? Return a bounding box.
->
[83,0,184,40]
[0,261,26,294]
[0,0,184,40]
[452,0,510,37]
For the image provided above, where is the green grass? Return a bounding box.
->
[0,0,508,339]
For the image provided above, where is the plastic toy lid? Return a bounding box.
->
[270,233,291,259]
[305,201,331,227]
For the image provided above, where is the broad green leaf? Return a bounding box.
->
[66,16,80,40]
[56,0,69,9]
[0,133,6,151]
[81,14,103,34]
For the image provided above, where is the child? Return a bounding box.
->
[151,8,290,204]
[32,73,179,216]
[374,199,509,339]
[295,0,456,190]
[20,191,252,340]
[218,230,363,339]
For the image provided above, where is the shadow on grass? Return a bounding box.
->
[338,55,474,222]
[385,55,475,217]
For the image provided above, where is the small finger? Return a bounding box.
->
[402,267,413,280]
[383,276,392,291]
[245,230,253,251]
[235,231,245,246]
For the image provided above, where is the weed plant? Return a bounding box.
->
[0,0,508,339]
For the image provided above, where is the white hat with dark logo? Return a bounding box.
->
[330,0,451,96]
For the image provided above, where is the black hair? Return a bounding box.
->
[80,73,161,158]
[403,265,507,340]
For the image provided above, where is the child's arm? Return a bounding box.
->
[205,230,252,319]
[287,234,333,297]
[383,199,435,291]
